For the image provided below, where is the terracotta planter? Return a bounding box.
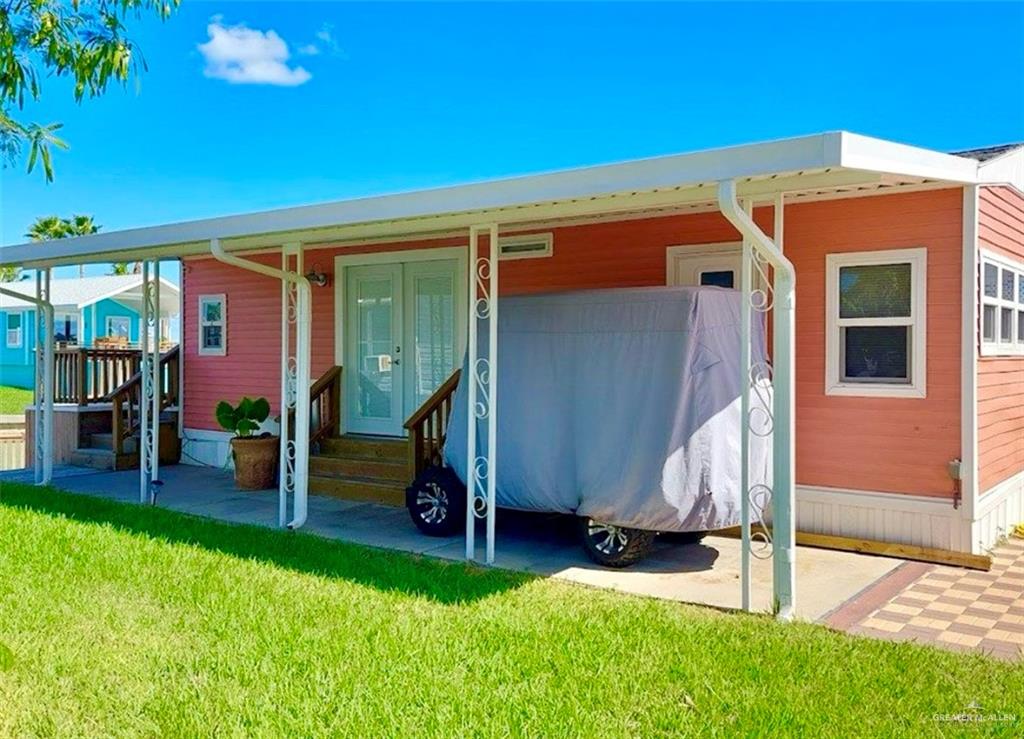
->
[230,435,280,490]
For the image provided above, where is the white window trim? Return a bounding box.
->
[105,315,132,340]
[497,232,553,260]
[198,294,227,356]
[5,312,23,348]
[979,249,1024,357]
[825,247,927,398]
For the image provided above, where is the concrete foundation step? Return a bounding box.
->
[89,433,137,453]
[69,447,117,470]
[308,474,407,506]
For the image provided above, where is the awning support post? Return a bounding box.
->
[210,239,312,529]
[466,223,499,564]
[139,260,161,503]
[739,198,753,611]
[1,274,55,485]
[718,180,797,621]
[280,242,308,529]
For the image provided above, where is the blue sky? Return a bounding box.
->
[2,1,1023,282]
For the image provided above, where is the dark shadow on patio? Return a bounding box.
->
[0,481,534,605]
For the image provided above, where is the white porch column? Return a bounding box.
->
[466,223,500,564]
[718,181,797,621]
[280,242,311,529]
[2,273,57,484]
[37,270,54,485]
[739,198,753,612]
[139,260,161,503]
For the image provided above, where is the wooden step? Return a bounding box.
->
[318,435,407,462]
[308,474,406,506]
[310,454,409,483]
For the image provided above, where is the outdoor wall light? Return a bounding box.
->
[305,268,330,287]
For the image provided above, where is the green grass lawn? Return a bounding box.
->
[0,483,1020,736]
[0,385,32,415]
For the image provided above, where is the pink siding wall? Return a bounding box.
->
[978,185,1024,493]
[183,188,964,498]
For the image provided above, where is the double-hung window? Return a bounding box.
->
[198,294,226,356]
[5,313,22,348]
[980,251,1024,356]
[825,247,927,398]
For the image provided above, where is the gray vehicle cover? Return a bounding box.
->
[443,286,772,533]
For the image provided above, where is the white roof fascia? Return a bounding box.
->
[837,132,980,183]
[0,131,988,268]
[976,148,1024,193]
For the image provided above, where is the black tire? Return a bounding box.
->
[406,465,466,537]
[578,517,657,568]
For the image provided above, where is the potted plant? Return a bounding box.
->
[216,396,279,489]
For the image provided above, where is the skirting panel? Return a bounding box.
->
[793,485,969,553]
[181,428,233,469]
[973,470,1024,554]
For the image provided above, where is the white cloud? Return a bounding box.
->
[293,24,343,58]
[198,18,311,86]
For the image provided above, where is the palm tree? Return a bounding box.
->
[64,215,100,277]
[16,215,69,281]
[25,214,102,277]
[24,215,69,242]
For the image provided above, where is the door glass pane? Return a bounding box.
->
[841,326,910,382]
[412,273,455,408]
[839,263,911,318]
[356,278,394,419]
[699,270,735,288]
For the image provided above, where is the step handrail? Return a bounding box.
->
[106,346,181,457]
[287,365,344,448]
[309,365,343,447]
[403,368,461,480]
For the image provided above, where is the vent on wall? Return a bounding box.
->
[498,233,553,260]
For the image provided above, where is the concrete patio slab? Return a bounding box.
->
[3,464,902,621]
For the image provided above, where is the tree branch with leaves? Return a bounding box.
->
[1,0,179,182]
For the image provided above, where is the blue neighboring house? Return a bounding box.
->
[0,274,180,389]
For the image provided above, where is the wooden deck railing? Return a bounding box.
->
[404,369,461,480]
[106,347,181,457]
[54,347,142,404]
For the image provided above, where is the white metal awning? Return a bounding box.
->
[0,131,986,269]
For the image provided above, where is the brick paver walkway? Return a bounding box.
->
[826,537,1024,660]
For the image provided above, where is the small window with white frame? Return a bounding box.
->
[106,315,131,340]
[825,247,927,398]
[6,313,22,348]
[198,294,226,356]
[980,250,1024,356]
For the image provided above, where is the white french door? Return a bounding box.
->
[668,249,742,288]
[343,257,461,436]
